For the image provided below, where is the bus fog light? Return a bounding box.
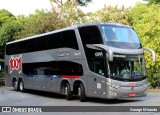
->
[109,91,117,96]
[114,85,120,89]
[113,92,117,96]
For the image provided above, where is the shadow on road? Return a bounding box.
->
[86,97,142,104]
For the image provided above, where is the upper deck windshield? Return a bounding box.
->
[102,25,141,49]
[108,55,146,81]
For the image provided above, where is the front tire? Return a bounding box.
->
[78,83,86,102]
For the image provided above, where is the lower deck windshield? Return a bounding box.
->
[108,55,146,81]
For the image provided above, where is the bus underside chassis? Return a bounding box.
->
[61,80,86,102]
[12,78,25,92]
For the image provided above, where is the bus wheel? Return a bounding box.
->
[64,83,72,100]
[13,80,18,91]
[19,79,25,92]
[78,83,86,102]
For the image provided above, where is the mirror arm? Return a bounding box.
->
[143,47,156,62]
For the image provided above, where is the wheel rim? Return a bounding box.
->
[78,87,81,96]
[65,86,68,95]
[14,81,17,89]
[20,82,23,91]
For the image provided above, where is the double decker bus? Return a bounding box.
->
[5,22,156,102]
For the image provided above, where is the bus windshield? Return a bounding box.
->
[102,26,141,49]
[108,55,146,81]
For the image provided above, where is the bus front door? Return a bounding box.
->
[88,58,107,98]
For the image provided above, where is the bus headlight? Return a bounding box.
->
[114,84,120,89]
[109,91,117,96]
[112,84,120,89]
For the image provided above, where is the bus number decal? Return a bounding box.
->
[9,55,22,73]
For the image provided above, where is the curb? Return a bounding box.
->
[147,89,160,92]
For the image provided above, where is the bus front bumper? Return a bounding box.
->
[106,86,147,99]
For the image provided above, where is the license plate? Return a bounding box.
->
[129,93,136,97]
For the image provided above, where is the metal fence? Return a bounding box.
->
[0,78,5,86]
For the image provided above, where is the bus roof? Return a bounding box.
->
[6,22,130,45]
[76,22,130,28]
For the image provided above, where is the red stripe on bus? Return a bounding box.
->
[61,75,80,79]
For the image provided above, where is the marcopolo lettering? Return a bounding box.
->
[9,55,22,73]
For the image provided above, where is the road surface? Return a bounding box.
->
[0,86,160,115]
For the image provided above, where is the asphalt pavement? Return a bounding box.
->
[0,86,160,115]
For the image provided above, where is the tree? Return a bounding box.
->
[49,0,88,25]
[50,0,92,8]
[0,21,22,46]
[17,10,65,39]
[129,3,160,88]
[86,5,131,25]
[144,0,160,4]
[0,9,22,59]
[0,9,16,26]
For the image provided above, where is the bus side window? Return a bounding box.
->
[47,32,61,49]
[94,60,105,76]
[61,30,79,50]
[56,61,83,76]
[88,59,94,72]
[78,26,103,44]
[88,58,105,77]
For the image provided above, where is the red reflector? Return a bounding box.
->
[129,93,136,97]
[61,75,80,79]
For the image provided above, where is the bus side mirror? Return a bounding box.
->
[143,47,156,62]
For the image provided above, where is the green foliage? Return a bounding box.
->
[0,72,5,87]
[0,9,23,59]
[129,3,160,88]
[86,5,131,25]
[144,0,160,4]
[17,10,65,38]
[0,21,22,46]
[0,21,22,59]
[0,9,16,26]
[0,72,4,78]
[58,2,86,26]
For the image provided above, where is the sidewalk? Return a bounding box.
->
[147,89,160,92]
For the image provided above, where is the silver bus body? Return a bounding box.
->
[5,23,155,101]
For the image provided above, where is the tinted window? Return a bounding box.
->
[61,30,79,50]
[26,38,38,52]
[56,61,82,75]
[84,47,107,77]
[23,61,83,76]
[78,26,103,44]
[88,58,106,76]
[47,32,61,49]
[6,30,78,55]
